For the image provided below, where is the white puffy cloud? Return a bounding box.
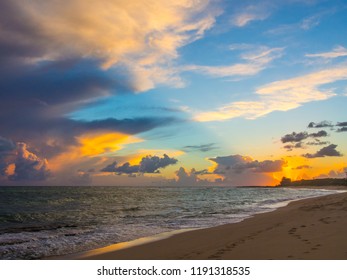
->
[194,66,347,122]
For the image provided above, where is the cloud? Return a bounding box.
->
[281,130,327,143]
[336,121,347,127]
[208,154,286,186]
[172,167,216,186]
[175,167,199,185]
[300,14,321,30]
[0,138,50,182]
[308,121,334,128]
[281,132,309,143]
[182,143,218,152]
[0,137,16,176]
[303,144,343,158]
[192,169,211,175]
[101,154,178,174]
[69,171,92,185]
[0,0,221,94]
[0,0,218,68]
[309,130,328,138]
[336,127,347,133]
[336,122,347,132]
[78,132,143,157]
[230,4,270,27]
[315,167,347,179]
[267,8,336,35]
[0,136,16,153]
[194,67,347,122]
[284,143,304,151]
[306,140,330,146]
[307,120,347,133]
[0,53,182,162]
[292,165,311,170]
[209,155,285,174]
[0,1,218,180]
[209,155,252,168]
[306,46,347,59]
[184,47,283,79]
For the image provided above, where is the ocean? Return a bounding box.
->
[0,186,340,259]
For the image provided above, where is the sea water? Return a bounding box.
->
[0,186,340,259]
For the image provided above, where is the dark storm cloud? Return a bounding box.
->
[183,143,218,153]
[101,154,178,174]
[0,57,180,157]
[303,144,343,158]
[0,5,183,159]
[308,121,333,128]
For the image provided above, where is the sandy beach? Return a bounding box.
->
[74,190,347,260]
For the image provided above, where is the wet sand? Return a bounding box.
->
[76,191,347,260]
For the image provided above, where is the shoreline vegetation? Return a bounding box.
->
[279,177,347,187]
[62,187,347,260]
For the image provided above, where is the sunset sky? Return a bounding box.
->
[0,0,346,186]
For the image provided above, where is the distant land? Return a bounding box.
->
[279,177,347,187]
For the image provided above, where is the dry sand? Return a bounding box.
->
[76,191,347,260]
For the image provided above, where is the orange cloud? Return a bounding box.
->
[78,132,142,157]
[49,132,142,172]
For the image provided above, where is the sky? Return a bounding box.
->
[0,0,346,186]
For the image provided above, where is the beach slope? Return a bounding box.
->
[79,192,347,260]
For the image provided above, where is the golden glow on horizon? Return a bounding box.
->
[272,156,347,183]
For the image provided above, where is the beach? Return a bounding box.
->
[76,191,347,260]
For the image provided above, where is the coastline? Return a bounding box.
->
[70,189,347,260]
